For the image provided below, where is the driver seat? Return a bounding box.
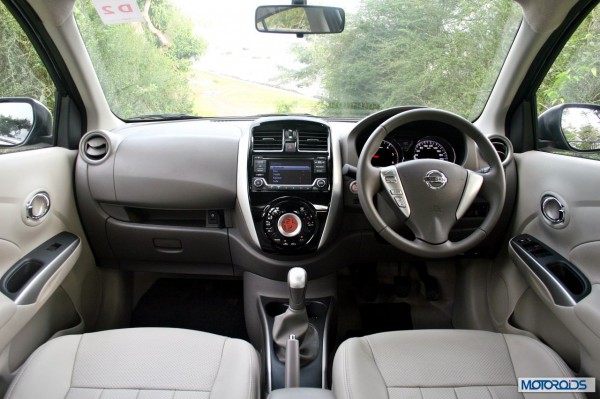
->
[333,329,584,399]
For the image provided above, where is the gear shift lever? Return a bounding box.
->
[288,267,307,311]
[272,267,319,371]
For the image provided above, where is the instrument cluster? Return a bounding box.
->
[356,119,466,167]
[372,136,457,166]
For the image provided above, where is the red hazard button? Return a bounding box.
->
[277,213,302,237]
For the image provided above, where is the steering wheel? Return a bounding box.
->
[357,108,506,258]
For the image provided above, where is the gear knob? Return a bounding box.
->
[288,267,307,311]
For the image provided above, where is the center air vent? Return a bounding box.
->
[298,125,329,152]
[252,128,283,151]
[80,131,110,164]
[489,135,513,167]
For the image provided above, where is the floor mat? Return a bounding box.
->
[343,303,413,339]
[357,302,413,336]
[131,278,248,341]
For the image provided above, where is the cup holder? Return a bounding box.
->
[265,300,328,319]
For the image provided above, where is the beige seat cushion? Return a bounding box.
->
[6,327,259,399]
[333,329,584,399]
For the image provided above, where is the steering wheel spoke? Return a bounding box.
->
[379,166,411,219]
[456,170,484,220]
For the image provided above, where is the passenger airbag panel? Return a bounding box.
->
[113,131,238,209]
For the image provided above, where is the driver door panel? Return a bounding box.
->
[504,150,600,379]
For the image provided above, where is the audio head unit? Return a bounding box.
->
[251,156,329,192]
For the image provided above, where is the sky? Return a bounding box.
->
[170,0,359,95]
[0,103,33,141]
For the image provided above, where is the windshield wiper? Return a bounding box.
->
[127,113,204,121]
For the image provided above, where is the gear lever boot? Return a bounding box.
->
[272,267,319,365]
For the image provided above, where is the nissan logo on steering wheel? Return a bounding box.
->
[423,170,448,190]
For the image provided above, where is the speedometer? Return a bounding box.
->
[372,139,402,166]
[413,137,455,163]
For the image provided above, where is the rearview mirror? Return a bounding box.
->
[0,98,52,147]
[256,5,345,34]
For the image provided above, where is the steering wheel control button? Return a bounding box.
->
[423,170,447,190]
[393,196,406,208]
[380,166,411,218]
[382,169,398,183]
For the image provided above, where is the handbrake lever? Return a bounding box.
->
[285,334,300,388]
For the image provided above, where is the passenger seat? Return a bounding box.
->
[6,328,259,399]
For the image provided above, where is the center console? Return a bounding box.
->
[248,118,333,254]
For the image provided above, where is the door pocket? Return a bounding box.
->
[0,232,80,305]
[509,234,591,306]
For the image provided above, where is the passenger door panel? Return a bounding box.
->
[0,148,91,381]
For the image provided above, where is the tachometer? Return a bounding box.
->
[372,140,402,166]
[413,137,455,163]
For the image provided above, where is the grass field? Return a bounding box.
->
[190,70,319,117]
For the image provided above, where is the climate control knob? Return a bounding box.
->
[262,198,318,250]
[277,213,302,237]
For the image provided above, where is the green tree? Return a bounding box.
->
[275,100,298,114]
[0,115,32,139]
[538,7,600,113]
[75,0,206,118]
[145,0,206,70]
[285,0,521,118]
[0,4,55,112]
[575,124,600,150]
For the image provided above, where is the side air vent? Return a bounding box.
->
[80,131,111,164]
[298,125,329,152]
[252,128,283,151]
[489,135,513,167]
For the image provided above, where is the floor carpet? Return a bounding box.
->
[131,278,248,341]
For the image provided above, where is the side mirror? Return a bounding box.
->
[0,98,52,147]
[538,104,600,151]
[256,5,345,34]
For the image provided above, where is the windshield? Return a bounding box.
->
[74,0,522,120]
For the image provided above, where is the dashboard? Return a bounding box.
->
[73,108,515,279]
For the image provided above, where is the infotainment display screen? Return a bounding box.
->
[268,160,312,185]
